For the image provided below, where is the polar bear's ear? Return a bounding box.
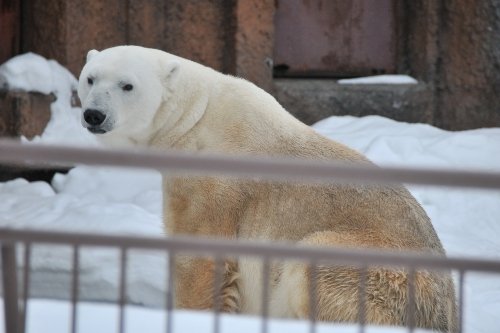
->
[86,49,99,63]
[165,60,180,80]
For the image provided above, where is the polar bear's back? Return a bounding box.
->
[108,45,444,254]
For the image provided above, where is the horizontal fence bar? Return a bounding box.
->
[0,228,499,274]
[0,139,500,189]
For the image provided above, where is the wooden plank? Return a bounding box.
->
[128,0,167,49]
[163,0,233,72]
[0,0,20,64]
[234,0,275,91]
[65,0,127,75]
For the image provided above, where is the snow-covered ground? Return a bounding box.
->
[0,300,434,333]
[1,54,499,332]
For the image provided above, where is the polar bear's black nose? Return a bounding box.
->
[84,109,106,126]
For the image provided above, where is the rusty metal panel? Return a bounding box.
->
[274,0,397,77]
[0,0,20,65]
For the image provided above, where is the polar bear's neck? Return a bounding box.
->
[149,92,209,149]
[148,62,215,149]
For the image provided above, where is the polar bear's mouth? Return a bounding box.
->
[87,127,107,134]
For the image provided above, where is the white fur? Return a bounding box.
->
[238,258,263,314]
[78,47,185,146]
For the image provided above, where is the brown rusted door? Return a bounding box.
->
[0,0,20,65]
[274,0,397,77]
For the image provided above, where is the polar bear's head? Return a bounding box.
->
[78,46,179,146]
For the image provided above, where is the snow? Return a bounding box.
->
[1,53,499,332]
[338,75,418,85]
[0,299,432,333]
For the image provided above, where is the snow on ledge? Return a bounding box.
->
[0,52,98,146]
[0,52,77,95]
[338,75,418,85]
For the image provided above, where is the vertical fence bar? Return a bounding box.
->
[20,243,31,333]
[308,261,318,333]
[70,245,80,333]
[213,257,224,333]
[1,243,19,333]
[407,269,416,333]
[458,270,465,333]
[166,251,175,333]
[261,258,270,333]
[358,266,367,333]
[118,247,128,333]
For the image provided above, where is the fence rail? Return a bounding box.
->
[1,228,500,273]
[0,139,500,189]
[1,139,500,333]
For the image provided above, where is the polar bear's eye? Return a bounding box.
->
[87,77,93,85]
[123,84,134,91]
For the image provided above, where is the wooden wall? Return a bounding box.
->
[1,0,499,130]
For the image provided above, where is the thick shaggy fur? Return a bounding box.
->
[78,46,457,331]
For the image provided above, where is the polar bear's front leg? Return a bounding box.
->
[174,256,241,313]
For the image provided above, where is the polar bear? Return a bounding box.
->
[78,46,456,331]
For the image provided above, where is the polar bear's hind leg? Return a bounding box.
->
[269,231,457,331]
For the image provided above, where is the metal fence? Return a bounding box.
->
[1,139,500,333]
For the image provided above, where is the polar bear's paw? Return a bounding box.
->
[220,260,241,313]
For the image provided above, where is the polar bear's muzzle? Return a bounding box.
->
[83,109,109,134]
